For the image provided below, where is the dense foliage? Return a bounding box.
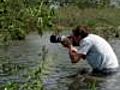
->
[0,0,55,41]
[0,0,119,42]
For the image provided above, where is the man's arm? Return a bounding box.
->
[69,47,86,63]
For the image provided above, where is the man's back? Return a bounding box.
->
[78,34,119,70]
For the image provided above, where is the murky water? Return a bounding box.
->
[0,32,120,90]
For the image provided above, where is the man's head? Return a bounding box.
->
[72,25,90,38]
[70,25,90,46]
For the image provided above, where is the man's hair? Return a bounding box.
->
[72,25,90,38]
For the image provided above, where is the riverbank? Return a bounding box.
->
[54,7,120,27]
[51,7,120,40]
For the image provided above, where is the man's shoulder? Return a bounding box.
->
[82,34,94,42]
[85,34,106,42]
[87,34,99,38]
[80,35,93,46]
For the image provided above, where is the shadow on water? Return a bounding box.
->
[0,32,120,90]
[63,70,120,90]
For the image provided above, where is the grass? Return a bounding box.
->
[52,6,120,40]
[55,7,120,27]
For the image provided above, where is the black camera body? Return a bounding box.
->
[50,34,79,46]
[50,35,62,43]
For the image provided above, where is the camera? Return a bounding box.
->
[50,35,79,46]
[50,34,64,43]
[50,34,72,48]
[50,34,79,46]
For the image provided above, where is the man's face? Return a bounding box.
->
[72,35,81,46]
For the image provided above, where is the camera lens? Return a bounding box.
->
[50,35,61,43]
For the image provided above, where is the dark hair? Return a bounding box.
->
[72,25,90,38]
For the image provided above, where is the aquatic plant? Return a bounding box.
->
[1,45,52,90]
[88,80,97,90]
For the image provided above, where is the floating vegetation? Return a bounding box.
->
[0,62,25,76]
[0,45,54,90]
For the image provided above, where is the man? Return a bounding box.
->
[63,25,119,76]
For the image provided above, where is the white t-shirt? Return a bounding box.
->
[78,34,119,70]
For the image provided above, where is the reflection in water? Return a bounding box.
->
[0,32,120,90]
[66,71,120,90]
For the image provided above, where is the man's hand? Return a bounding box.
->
[61,37,72,48]
[69,47,80,63]
[69,47,86,63]
[69,47,78,54]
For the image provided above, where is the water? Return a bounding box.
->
[0,32,120,90]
